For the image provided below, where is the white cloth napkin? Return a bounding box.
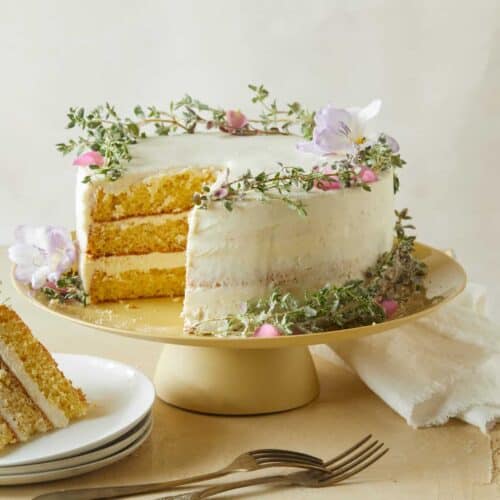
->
[312,284,500,433]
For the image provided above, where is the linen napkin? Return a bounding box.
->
[312,283,500,433]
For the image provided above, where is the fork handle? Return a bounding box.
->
[33,470,231,500]
[162,474,289,500]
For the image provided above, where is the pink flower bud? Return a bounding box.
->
[358,167,377,183]
[225,110,248,129]
[380,299,398,318]
[73,151,105,167]
[314,165,341,191]
[253,323,281,337]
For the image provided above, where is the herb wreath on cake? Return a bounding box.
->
[9,85,428,338]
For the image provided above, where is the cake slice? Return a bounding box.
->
[0,304,88,449]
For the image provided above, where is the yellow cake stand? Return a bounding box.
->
[13,243,466,415]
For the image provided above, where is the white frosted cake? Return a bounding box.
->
[8,90,423,336]
[75,132,394,329]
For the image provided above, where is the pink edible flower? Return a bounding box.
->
[314,165,341,191]
[253,323,281,337]
[225,110,248,130]
[358,167,378,183]
[380,299,398,318]
[73,151,105,167]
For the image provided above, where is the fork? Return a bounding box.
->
[159,435,387,499]
[34,448,326,500]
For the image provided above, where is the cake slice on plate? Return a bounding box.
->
[0,304,88,450]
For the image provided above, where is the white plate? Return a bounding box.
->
[0,353,155,467]
[0,420,152,485]
[0,412,152,475]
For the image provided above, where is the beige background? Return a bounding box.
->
[1,0,500,315]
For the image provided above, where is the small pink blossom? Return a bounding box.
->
[73,151,105,167]
[358,167,378,183]
[380,299,398,318]
[225,110,248,130]
[253,323,281,337]
[314,165,341,191]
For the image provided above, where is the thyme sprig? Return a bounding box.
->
[194,135,405,215]
[40,272,88,306]
[190,210,426,337]
[57,84,314,183]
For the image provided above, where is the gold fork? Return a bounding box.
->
[159,435,387,499]
[34,448,326,500]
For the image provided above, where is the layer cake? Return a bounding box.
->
[76,133,394,329]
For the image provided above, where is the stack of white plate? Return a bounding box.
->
[0,354,155,485]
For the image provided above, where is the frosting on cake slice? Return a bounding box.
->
[0,305,88,449]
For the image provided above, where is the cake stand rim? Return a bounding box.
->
[11,242,467,350]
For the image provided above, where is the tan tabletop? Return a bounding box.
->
[0,247,499,499]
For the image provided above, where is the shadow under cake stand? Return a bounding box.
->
[13,242,466,416]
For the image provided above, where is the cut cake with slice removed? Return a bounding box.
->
[0,304,88,450]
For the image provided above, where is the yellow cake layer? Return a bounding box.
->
[0,305,88,421]
[92,169,216,222]
[0,358,52,441]
[90,267,185,303]
[87,215,189,257]
[0,417,17,450]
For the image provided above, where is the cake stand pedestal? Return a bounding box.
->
[154,345,319,414]
[13,243,466,416]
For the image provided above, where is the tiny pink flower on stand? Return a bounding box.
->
[253,323,281,337]
[380,299,398,318]
[73,151,105,167]
[358,167,378,184]
[314,165,341,191]
[225,110,248,130]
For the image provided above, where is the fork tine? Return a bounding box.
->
[325,442,385,480]
[327,439,380,472]
[324,448,389,485]
[324,434,372,466]
[249,448,323,463]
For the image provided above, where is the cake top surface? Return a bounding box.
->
[76,133,319,191]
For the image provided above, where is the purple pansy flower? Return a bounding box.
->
[8,226,76,289]
[297,99,382,156]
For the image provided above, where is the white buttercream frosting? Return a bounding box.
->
[182,171,394,326]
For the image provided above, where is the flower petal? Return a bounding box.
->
[31,266,50,289]
[383,134,400,153]
[73,151,105,167]
[358,99,382,123]
[253,323,281,337]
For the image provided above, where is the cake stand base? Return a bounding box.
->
[154,344,320,415]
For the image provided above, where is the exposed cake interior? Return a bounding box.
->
[0,304,88,449]
[78,161,217,303]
